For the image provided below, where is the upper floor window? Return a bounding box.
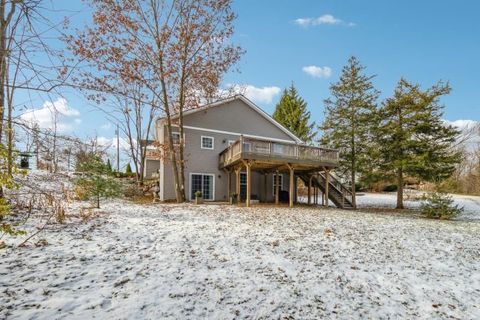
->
[172,132,181,144]
[201,136,214,150]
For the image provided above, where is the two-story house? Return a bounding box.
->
[146,95,353,208]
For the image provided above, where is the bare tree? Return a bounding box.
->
[0,1,68,176]
[67,0,242,201]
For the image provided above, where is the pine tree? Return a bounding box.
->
[125,163,132,174]
[378,78,461,209]
[273,84,316,143]
[74,156,121,208]
[319,56,380,209]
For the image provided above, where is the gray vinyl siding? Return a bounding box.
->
[158,98,297,201]
[143,159,160,179]
[183,99,295,141]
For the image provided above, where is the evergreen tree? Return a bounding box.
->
[273,84,316,143]
[74,156,121,208]
[378,78,461,209]
[319,56,380,209]
[125,163,132,174]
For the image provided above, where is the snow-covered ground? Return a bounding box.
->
[1,199,479,319]
[356,191,480,221]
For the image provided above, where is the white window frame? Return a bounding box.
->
[228,140,236,146]
[201,135,214,150]
[240,172,247,187]
[272,174,284,194]
[189,173,215,201]
[172,132,181,145]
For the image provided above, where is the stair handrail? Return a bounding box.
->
[318,172,354,203]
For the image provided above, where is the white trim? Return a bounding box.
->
[172,132,181,144]
[164,95,303,143]
[189,173,215,201]
[200,135,214,150]
[240,172,247,186]
[181,125,297,144]
[159,125,165,201]
[273,174,284,194]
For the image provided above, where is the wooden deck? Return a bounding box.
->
[219,136,339,172]
[218,137,349,209]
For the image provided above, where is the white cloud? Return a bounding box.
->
[20,98,81,132]
[100,122,112,130]
[294,14,354,27]
[225,84,281,104]
[444,119,480,149]
[446,119,478,131]
[302,65,332,78]
[97,136,132,151]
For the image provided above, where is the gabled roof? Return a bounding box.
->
[164,94,304,144]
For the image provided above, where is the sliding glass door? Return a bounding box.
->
[190,174,214,201]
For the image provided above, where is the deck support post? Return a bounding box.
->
[245,161,251,207]
[294,177,298,204]
[287,164,294,208]
[325,168,330,207]
[226,170,231,202]
[264,173,268,203]
[235,167,241,203]
[275,170,280,205]
[308,175,313,205]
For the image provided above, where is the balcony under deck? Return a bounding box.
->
[219,137,339,172]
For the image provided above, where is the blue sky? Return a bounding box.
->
[227,0,480,123]
[18,0,480,145]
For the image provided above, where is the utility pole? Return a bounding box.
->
[116,123,120,172]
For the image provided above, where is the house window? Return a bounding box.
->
[201,136,214,150]
[190,173,214,200]
[228,140,236,146]
[273,174,283,193]
[172,132,181,144]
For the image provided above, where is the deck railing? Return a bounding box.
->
[219,136,339,168]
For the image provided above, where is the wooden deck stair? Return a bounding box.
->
[299,173,354,209]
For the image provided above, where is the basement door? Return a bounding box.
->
[190,173,214,201]
[240,172,247,200]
